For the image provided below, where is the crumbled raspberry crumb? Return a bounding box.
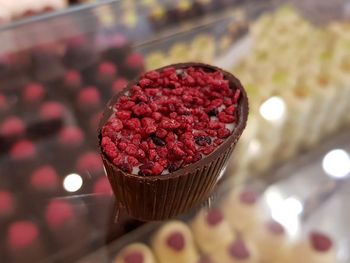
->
[101,66,240,176]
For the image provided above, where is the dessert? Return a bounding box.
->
[114,243,156,263]
[22,82,46,106]
[0,116,25,152]
[76,151,104,177]
[191,208,235,254]
[122,52,145,79]
[28,101,65,138]
[99,63,248,220]
[93,176,113,195]
[0,92,9,117]
[45,199,90,258]
[63,36,98,71]
[63,70,82,95]
[29,165,59,196]
[56,126,85,168]
[30,46,64,83]
[152,220,199,263]
[100,34,132,63]
[290,231,337,263]
[0,191,15,223]
[76,86,102,114]
[210,237,258,263]
[9,139,38,178]
[221,189,260,233]
[112,78,128,94]
[7,221,47,263]
[96,61,117,94]
[252,219,289,262]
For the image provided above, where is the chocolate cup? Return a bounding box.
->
[98,62,249,221]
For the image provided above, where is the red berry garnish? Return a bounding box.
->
[101,66,240,175]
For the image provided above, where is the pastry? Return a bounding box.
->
[99,63,248,220]
[251,219,289,262]
[152,220,199,263]
[221,189,260,233]
[114,243,156,263]
[210,237,258,263]
[191,208,235,254]
[289,231,336,263]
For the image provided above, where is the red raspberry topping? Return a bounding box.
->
[166,231,185,251]
[101,66,240,176]
[124,252,144,263]
[7,221,39,250]
[228,239,250,259]
[23,83,45,104]
[266,220,285,235]
[206,208,224,226]
[310,232,333,252]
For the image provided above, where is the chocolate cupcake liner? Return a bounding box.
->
[99,62,248,221]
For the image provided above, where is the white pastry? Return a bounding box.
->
[221,189,261,234]
[251,220,290,263]
[114,243,156,263]
[191,208,235,254]
[152,220,199,263]
[210,237,258,263]
[288,232,337,263]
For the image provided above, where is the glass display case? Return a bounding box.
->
[0,0,349,262]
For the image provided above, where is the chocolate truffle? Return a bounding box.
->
[99,63,248,220]
[0,116,25,152]
[45,199,90,258]
[152,221,199,263]
[7,221,47,263]
[22,83,46,105]
[76,151,104,177]
[29,165,59,194]
[112,78,128,94]
[191,208,235,254]
[9,140,36,161]
[122,53,145,79]
[96,61,117,92]
[100,34,132,63]
[114,243,156,263]
[63,36,98,71]
[93,176,112,195]
[63,70,82,94]
[0,191,15,222]
[76,86,102,114]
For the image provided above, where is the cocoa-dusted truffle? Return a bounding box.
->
[39,101,65,121]
[30,165,59,193]
[7,221,47,263]
[93,176,112,195]
[22,83,46,105]
[0,191,15,220]
[77,86,101,111]
[122,52,144,79]
[63,70,82,93]
[112,78,128,94]
[0,116,25,152]
[76,151,103,176]
[99,63,248,220]
[10,140,36,161]
[58,126,84,148]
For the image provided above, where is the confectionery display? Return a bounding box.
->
[0,0,349,263]
[99,63,248,220]
[229,6,350,177]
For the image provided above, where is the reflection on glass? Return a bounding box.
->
[259,96,286,122]
[322,149,350,179]
[63,173,83,192]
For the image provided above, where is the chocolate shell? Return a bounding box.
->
[99,62,248,221]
